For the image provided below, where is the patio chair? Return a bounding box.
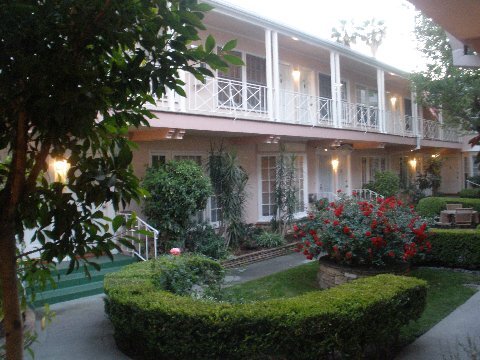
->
[446,203,463,210]
[435,212,453,228]
[454,208,473,227]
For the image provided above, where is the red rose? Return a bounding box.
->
[293,224,299,232]
[333,220,340,226]
[343,226,350,234]
[345,251,352,259]
[365,231,372,236]
[388,250,395,258]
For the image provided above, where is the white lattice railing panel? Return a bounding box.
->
[189,76,269,119]
[340,102,380,131]
[352,189,384,202]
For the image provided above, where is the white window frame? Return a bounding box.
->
[257,153,308,222]
[361,156,387,185]
[149,150,220,228]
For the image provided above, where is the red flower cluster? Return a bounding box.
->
[293,195,431,267]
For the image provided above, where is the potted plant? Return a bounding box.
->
[294,195,431,288]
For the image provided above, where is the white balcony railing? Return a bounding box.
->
[149,75,462,143]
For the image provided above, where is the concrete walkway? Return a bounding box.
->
[27,254,480,360]
[396,289,480,360]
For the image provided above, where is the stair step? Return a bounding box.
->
[54,254,137,276]
[40,266,126,291]
[32,281,105,308]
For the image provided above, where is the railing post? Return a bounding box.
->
[377,68,386,133]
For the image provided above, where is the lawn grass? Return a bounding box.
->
[224,262,480,344]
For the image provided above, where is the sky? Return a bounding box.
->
[218,0,424,72]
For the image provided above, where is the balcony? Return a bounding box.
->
[150,75,462,143]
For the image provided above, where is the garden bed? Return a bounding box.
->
[104,259,426,360]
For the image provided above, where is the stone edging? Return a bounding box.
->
[221,242,300,269]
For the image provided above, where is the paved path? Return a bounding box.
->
[27,254,480,360]
[396,289,480,360]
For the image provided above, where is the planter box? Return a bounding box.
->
[317,256,409,289]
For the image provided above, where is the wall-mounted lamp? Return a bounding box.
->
[431,154,440,158]
[390,96,397,110]
[331,158,339,172]
[292,69,301,81]
[53,158,70,182]
[409,158,417,171]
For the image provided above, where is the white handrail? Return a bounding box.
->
[466,179,480,188]
[118,212,159,261]
[316,192,340,202]
[352,188,384,201]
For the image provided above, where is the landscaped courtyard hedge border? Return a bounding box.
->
[416,197,480,217]
[104,261,427,360]
[415,229,480,269]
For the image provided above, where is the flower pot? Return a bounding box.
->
[317,256,409,289]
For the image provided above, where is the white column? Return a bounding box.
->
[377,68,386,133]
[330,51,341,128]
[179,70,187,112]
[438,109,444,140]
[265,29,274,121]
[272,31,280,121]
[346,152,352,195]
[167,88,175,111]
[411,90,419,137]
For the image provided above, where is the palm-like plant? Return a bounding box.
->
[357,18,387,57]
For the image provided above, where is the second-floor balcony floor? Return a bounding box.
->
[149,75,462,144]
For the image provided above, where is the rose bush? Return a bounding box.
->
[294,196,431,267]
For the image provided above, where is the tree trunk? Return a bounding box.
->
[0,226,23,360]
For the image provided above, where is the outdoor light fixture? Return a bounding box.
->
[292,69,301,81]
[53,158,70,182]
[331,158,339,172]
[390,96,397,110]
[409,158,417,171]
[291,36,299,41]
[431,154,440,158]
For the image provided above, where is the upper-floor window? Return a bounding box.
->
[217,49,267,112]
[356,85,379,127]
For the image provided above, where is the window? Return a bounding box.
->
[361,157,386,185]
[173,154,202,166]
[261,156,277,217]
[356,85,379,127]
[217,50,267,112]
[151,153,166,168]
[318,74,347,121]
[260,154,307,219]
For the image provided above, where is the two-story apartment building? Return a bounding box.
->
[124,0,468,225]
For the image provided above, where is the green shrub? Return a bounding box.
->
[416,197,480,217]
[185,224,228,260]
[150,254,224,297]
[105,262,427,360]
[142,161,212,247]
[414,229,480,268]
[254,231,286,248]
[458,188,480,198]
[372,170,400,197]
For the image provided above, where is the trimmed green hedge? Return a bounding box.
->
[104,261,427,360]
[416,197,480,217]
[416,229,480,269]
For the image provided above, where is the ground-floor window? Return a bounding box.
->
[150,151,219,226]
[361,156,386,185]
[259,154,307,220]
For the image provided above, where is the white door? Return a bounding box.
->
[279,64,294,122]
[318,155,333,196]
[298,69,314,124]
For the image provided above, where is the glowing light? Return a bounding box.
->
[409,158,417,170]
[53,159,70,182]
[292,69,301,81]
[331,158,339,172]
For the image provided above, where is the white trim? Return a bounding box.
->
[257,152,308,222]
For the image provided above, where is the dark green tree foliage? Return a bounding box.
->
[142,161,212,247]
[0,1,238,358]
[208,145,248,248]
[411,15,480,142]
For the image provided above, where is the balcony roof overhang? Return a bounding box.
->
[202,0,410,78]
[408,0,480,53]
